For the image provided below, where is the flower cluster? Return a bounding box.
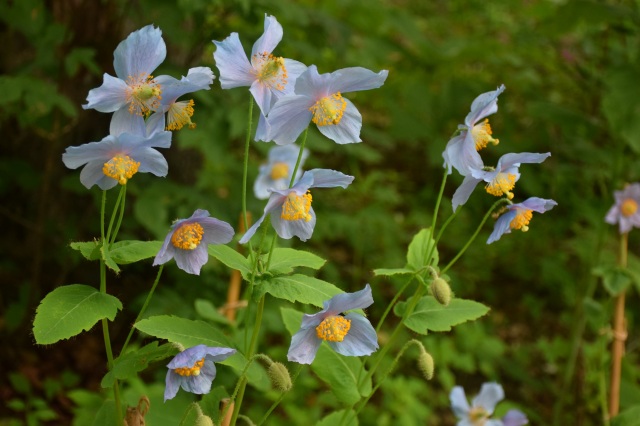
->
[443,87,556,243]
[450,382,528,426]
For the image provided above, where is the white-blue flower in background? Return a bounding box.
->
[450,382,528,426]
[254,144,309,199]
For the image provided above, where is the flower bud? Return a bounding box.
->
[268,362,292,392]
[195,414,215,426]
[417,351,434,380]
[430,277,452,306]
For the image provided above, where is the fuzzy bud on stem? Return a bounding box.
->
[430,277,452,306]
[268,362,293,392]
[417,350,435,380]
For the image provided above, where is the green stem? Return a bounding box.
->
[101,191,106,241]
[375,276,414,334]
[109,184,127,245]
[288,128,308,188]
[242,97,254,237]
[433,210,458,247]
[440,198,509,275]
[424,169,448,266]
[257,365,303,426]
[120,265,164,355]
[105,185,125,244]
[218,354,259,424]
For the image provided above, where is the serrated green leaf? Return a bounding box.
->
[109,240,162,265]
[195,299,232,325]
[312,346,372,406]
[208,245,251,275]
[267,248,326,275]
[594,265,632,296]
[394,296,489,334]
[406,228,439,271]
[33,285,122,345]
[69,241,101,261]
[101,342,178,388]
[101,244,120,273]
[373,268,414,276]
[317,409,358,426]
[256,274,343,307]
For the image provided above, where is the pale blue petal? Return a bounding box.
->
[251,14,283,57]
[213,33,255,89]
[328,313,378,356]
[495,152,551,171]
[316,99,362,144]
[282,59,308,94]
[203,347,236,362]
[324,284,373,314]
[464,84,505,127]
[62,135,119,169]
[442,131,484,177]
[133,147,168,176]
[80,161,116,190]
[173,243,208,275]
[145,111,166,135]
[487,211,516,244]
[164,370,181,401]
[109,108,146,137]
[265,95,314,145]
[180,360,215,394]
[519,197,557,213]
[307,169,354,189]
[200,217,235,245]
[472,383,504,414]
[153,230,176,266]
[452,176,482,212]
[239,193,287,243]
[168,345,210,368]
[250,79,274,117]
[293,65,333,98]
[502,410,528,426]
[83,73,129,112]
[270,206,316,241]
[449,386,470,418]
[327,67,389,94]
[287,326,322,364]
[113,25,166,79]
[254,112,271,142]
[156,67,215,104]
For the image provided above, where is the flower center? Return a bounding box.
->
[281,191,313,222]
[171,222,204,250]
[471,118,499,151]
[510,209,533,232]
[270,162,289,180]
[468,406,490,426]
[166,99,196,131]
[310,93,347,126]
[621,198,638,217]
[316,315,351,342]
[485,173,516,199]
[252,52,288,91]
[102,154,140,185]
[126,73,162,116]
[174,358,205,377]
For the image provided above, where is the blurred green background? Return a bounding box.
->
[2,0,640,424]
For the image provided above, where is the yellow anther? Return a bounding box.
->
[171,222,204,250]
[281,191,313,222]
[471,118,499,151]
[621,198,638,217]
[126,73,162,116]
[102,154,140,185]
[468,406,490,426]
[316,315,351,342]
[485,173,516,198]
[309,92,347,126]
[252,51,288,91]
[510,209,533,232]
[270,162,289,180]
[174,358,205,377]
[166,99,196,131]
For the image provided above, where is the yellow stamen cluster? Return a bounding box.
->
[621,198,638,217]
[316,315,351,342]
[485,173,516,199]
[171,222,204,250]
[471,118,499,151]
[467,406,490,426]
[126,73,162,116]
[166,99,196,131]
[510,209,533,232]
[310,93,347,126]
[174,358,205,377]
[281,191,313,222]
[253,51,288,91]
[270,162,289,180]
[102,154,140,185]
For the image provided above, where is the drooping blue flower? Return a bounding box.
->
[287,284,378,365]
[213,14,307,140]
[61,130,172,190]
[450,382,528,426]
[240,169,354,243]
[605,183,640,234]
[266,65,388,145]
[254,144,309,199]
[452,152,551,212]
[487,197,557,244]
[164,345,236,401]
[153,209,234,275]
[443,85,505,176]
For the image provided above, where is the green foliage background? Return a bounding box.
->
[2,0,640,424]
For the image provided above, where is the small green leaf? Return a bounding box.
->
[373,268,414,276]
[394,296,489,334]
[101,244,120,273]
[101,342,178,388]
[208,245,251,275]
[317,410,358,426]
[267,248,326,274]
[70,241,101,261]
[109,240,163,265]
[593,265,632,296]
[256,274,343,307]
[312,346,372,406]
[195,299,232,325]
[406,228,439,271]
[33,285,122,344]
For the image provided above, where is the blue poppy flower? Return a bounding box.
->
[254,144,309,199]
[164,345,236,401]
[605,183,640,234]
[450,382,528,426]
[153,209,235,275]
[443,85,505,176]
[452,152,551,212]
[487,197,557,244]
[213,14,307,141]
[239,169,354,243]
[287,284,378,365]
[265,65,388,145]
[61,131,172,190]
